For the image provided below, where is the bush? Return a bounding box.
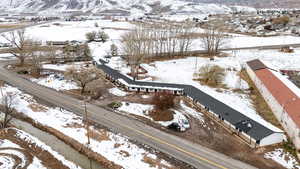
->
[151,92,175,111]
[272,16,290,25]
[197,65,225,87]
[108,102,122,109]
[97,31,109,43]
[86,31,97,42]
[110,44,118,56]
[283,139,297,157]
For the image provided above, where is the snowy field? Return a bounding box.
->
[140,56,282,133]
[0,19,299,62]
[0,85,174,169]
[0,20,133,42]
[265,149,300,169]
[0,128,80,169]
[225,49,300,71]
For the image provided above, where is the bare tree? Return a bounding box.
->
[1,29,31,65]
[45,45,58,64]
[121,22,196,79]
[0,93,15,129]
[65,66,102,94]
[86,31,97,42]
[23,41,44,76]
[110,43,118,56]
[121,26,146,80]
[81,43,91,59]
[200,24,229,58]
[30,52,42,77]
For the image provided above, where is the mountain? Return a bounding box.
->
[188,0,300,8]
[0,0,256,15]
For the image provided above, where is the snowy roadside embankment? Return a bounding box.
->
[0,128,81,169]
[0,85,174,169]
[31,74,79,91]
[265,149,300,169]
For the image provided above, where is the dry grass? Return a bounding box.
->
[118,150,130,157]
[240,70,282,128]
[64,122,84,128]
[28,103,48,112]
[64,122,111,141]
[272,16,290,25]
[142,154,174,169]
[114,143,122,149]
[88,129,111,142]
[0,24,22,29]
[148,109,174,122]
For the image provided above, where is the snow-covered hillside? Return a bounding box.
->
[0,0,255,15]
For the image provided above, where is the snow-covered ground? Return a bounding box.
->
[140,56,282,133]
[0,139,46,169]
[118,102,191,131]
[31,74,79,91]
[0,85,173,169]
[109,87,128,97]
[0,53,15,60]
[0,128,81,169]
[265,149,300,169]
[225,49,300,71]
[1,20,133,42]
[42,62,92,71]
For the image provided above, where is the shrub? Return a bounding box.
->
[107,102,122,109]
[86,31,97,42]
[272,16,290,25]
[148,109,174,121]
[110,44,118,56]
[151,92,175,111]
[283,139,297,157]
[97,31,109,43]
[197,65,225,87]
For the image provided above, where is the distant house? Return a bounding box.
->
[46,41,69,46]
[246,59,300,150]
[94,9,130,17]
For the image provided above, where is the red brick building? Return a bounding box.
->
[246,59,300,150]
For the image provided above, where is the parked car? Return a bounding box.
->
[168,122,181,132]
[179,118,190,129]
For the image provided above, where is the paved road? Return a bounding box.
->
[0,20,55,34]
[0,61,258,169]
[118,43,300,58]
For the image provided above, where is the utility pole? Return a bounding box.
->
[84,98,90,145]
[83,96,93,169]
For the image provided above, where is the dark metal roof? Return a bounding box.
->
[246,59,267,71]
[183,85,275,140]
[97,59,281,141]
